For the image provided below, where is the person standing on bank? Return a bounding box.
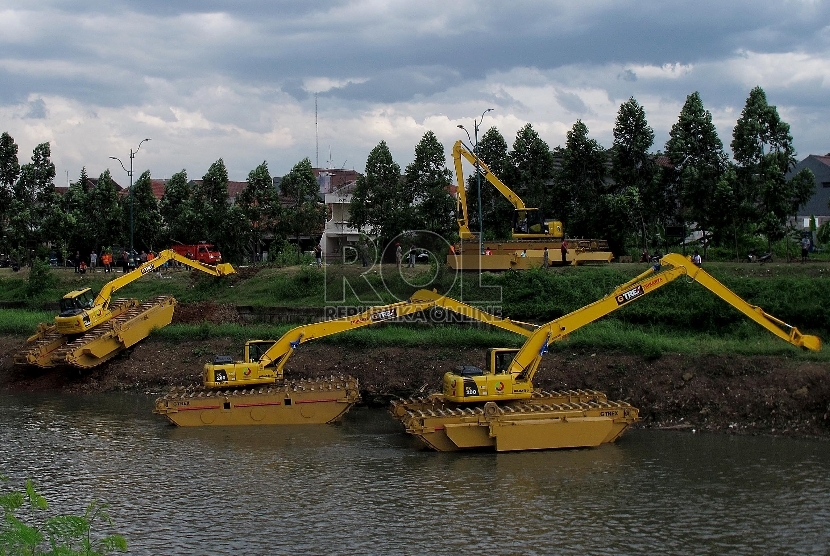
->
[314,243,323,267]
[801,235,811,263]
[543,247,549,269]
[90,250,97,272]
[560,239,568,265]
[395,242,402,270]
[408,244,416,268]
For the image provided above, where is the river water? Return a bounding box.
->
[1,392,829,555]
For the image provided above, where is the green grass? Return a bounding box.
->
[147,318,828,361]
[0,309,55,334]
[2,258,828,345]
[4,303,824,361]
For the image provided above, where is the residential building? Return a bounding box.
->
[790,153,830,229]
[315,168,363,262]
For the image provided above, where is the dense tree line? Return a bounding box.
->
[0,86,818,266]
[351,87,816,259]
[440,88,814,258]
[0,136,326,265]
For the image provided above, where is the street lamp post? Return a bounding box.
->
[110,138,150,264]
[457,108,494,256]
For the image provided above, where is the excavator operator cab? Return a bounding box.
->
[514,209,548,235]
[245,340,277,362]
[488,348,520,374]
[59,289,95,316]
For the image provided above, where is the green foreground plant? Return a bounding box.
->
[0,475,127,556]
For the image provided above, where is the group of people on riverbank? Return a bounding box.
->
[68,249,160,274]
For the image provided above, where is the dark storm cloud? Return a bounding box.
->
[3,0,828,108]
[23,98,47,119]
[322,67,463,104]
[1,0,828,179]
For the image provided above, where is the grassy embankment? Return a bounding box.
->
[0,260,828,360]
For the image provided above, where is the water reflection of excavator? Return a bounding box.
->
[14,249,236,369]
[448,140,614,270]
[392,253,821,452]
[154,289,538,426]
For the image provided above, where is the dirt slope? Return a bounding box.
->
[2,333,828,439]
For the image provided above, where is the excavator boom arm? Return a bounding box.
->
[507,253,821,381]
[453,140,529,240]
[258,289,537,377]
[453,140,527,210]
[93,249,235,307]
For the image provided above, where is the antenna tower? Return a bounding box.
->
[315,93,319,169]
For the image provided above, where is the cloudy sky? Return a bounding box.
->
[1,1,828,186]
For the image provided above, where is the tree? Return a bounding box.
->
[557,120,607,239]
[280,158,325,257]
[0,132,20,239]
[129,170,161,252]
[467,127,515,239]
[510,124,556,217]
[404,131,455,239]
[731,86,814,250]
[63,167,92,257]
[349,141,406,250]
[665,92,728,255]
[159,170,199,244]
[8,143,56,261]
[237,161,281,260]
[192,159,231,244]
[611,97,655,252]
[87,170,124,255]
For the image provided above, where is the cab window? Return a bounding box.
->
[494,351,514,373]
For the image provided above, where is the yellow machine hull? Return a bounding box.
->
[447,240,613,270]
[15,299,140,368]
[390,390,638,452]
[14,297,174,369]
[153,376,361,427]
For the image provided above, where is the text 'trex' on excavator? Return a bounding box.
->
[14,249,236,370]
[391,253,821,452]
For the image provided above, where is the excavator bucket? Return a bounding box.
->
[800,334,822,351]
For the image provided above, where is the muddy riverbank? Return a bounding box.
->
[2,333,828,439]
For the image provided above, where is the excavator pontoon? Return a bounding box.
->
[153,289,538,427]
[14,249,235,369]
[391,253,821,452]
[448,140,614,270]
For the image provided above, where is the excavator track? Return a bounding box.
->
[49,296,175,369]
[390,390,639,452]
[14,299,139,368]
[153,375,361,426]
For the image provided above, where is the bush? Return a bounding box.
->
[26,258,58,299]
[0,474,127,555]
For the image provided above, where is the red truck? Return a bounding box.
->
[171,243,223,264]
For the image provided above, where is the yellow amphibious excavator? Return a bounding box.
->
[391,253,821,452]
[448,140,614,270]
[15,249,235,369]
[153,289,538,427]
